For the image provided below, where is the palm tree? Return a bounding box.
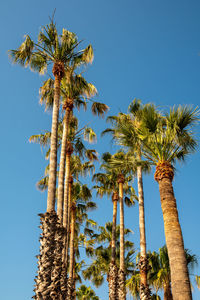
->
[30,117,97,299]
[57,72,100,224]
[9,19,93,212]
[100,152,137,299]
[67,181,96,298]
[76,285,100,300]
[148,246,198,300]
[139,105,199,300]
[93,158,136,300]
[10,22,94,298]
[83,222,135,290]
[103,99,154,300]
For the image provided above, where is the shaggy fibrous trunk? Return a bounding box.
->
[108,262,119,300]
[118,269,126,300]
[73,251,76,300]
[50,223,65,299]
[137,164,151,300]
[155,161,192,300]
[68,203,76,299]
[47,62,65,212]
[67,278,75,300]
[108,192,118,300]
[33,212,58,299]
[138,257,151,300]
[60,263,68,299]
[164,282,173,300]
[57,99,73,223]
[117,174,126,300]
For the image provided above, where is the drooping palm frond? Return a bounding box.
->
[39,78,54,110]
[91,102,109,118]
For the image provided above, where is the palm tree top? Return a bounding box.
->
[139,105,200,166]
[8,19,94,76]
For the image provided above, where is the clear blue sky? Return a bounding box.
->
[1,0,200,299]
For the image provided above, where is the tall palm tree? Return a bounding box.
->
[139,105,199,300]
[30,117,97,299]
[93,159,136,300]
[100,151,137,299]
[103,99,154,300]
[57,72,100,224]
[83,222,135,290]
[9,19,93,212]
[67,181,96,299]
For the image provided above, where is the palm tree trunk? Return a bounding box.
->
[57,99,73,222]
[62,146,73,266]
[73,249,76,300]
[61,152,73,299]
[111,193,118,262]
[117,174,126,300]
[158,177,192,300]
[68,203,76,299]
[47,75,61,212]
[109,192,119,300]
[137,165,151,300]
[164,282,173,300]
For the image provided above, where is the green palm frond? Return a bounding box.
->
[39,78,54,110]
[91,102,109,118]
[84,127,97,143]
[8,35,34,66]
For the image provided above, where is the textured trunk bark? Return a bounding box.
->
[33,212,58,299]
[68,203,76,299]
[118,175,126,300]
[63,154,71,226]
[119,182,125,273]
[109,192,118,300]
[57,108,71,222]
[73,250,76,300]
[111,193,118,263]
[164,282,173,300]
[47,75,60,212]
[62,163,73,272]
[137,165,150,300]
[158,177,192,300]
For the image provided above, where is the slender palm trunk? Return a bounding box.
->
[117,174,126,300]
[73,250,76,300]
[63,149,73,266]
[57,99,73,222]
[157,176,192,300]
[164,282,173,300]
[137,165,150,299]
[47,75,61,212]
[109,192,119,300]
[68,203,76,299]
[111,192,118,263]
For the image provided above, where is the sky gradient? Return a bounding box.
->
[1,0,200,299]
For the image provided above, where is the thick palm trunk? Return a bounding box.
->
[50,221,64,299]
[108,192,119,300]
[157,176,192,300]
[67,203,76,299]
[117,174,126,300]
[47,74,61,212]
[164,282,173,300]
[57,99,73,222]
[137,165,151,300]
[33,212,58,299]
